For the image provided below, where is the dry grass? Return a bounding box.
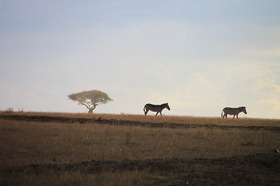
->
[1,112,279,168]
[0,112,280,185]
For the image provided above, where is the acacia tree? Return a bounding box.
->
[68,90,113,113]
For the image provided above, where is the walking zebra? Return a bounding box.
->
[221,106,247,119]
[143,103,170,116]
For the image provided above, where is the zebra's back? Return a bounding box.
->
[223,107,240,114]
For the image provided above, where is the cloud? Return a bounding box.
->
[167,73,225,116]
[246,48,280,71]
[256,48,280,58]
[250,66,280,118]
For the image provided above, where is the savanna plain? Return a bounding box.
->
[0,112,280,185]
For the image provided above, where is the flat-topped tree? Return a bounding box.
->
[68,90,113,113]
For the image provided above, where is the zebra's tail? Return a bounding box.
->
[221,110,224,117]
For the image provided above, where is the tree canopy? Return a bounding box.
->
[68,90,113,113]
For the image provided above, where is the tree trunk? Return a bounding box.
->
[88,108,94,114]
[87,104,97,114]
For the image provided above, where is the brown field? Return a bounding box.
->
[0,112,280,185]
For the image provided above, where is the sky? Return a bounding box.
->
[0,0,280,118]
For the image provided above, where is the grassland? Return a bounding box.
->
[0,112,280,185]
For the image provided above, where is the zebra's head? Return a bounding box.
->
[239,106,247,114]
[164,103,170,110]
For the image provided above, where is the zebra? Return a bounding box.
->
[221,106,247,119]
[143,103,170,116]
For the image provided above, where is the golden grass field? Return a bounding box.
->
[0,112,280,185]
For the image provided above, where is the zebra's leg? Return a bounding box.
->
[236,114,239,119]
[160,111,162,116]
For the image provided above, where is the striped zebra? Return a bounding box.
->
[221,106,247,119]
[143,103,170,116]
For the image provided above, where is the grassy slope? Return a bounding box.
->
[0,112,280,185]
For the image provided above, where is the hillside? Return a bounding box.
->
[0,112,280,185]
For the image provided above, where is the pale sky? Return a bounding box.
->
[1,0,280,118]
